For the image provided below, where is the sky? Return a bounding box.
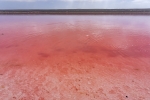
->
[0,0,150,9]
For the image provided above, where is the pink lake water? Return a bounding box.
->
[0,15,150,100]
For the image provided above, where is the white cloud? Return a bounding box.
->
[132,0,150,3]
[0,0,113,2]
[61,0,113,1]
[0,0,47,2]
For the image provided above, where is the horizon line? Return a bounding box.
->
[0,9,150,15]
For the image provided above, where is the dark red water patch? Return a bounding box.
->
[0,15,150,99]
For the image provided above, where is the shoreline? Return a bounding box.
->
[0,9,150,15]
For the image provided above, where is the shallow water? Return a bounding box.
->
[0,15,150,100]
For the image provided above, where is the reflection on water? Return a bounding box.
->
[0,15,150,99]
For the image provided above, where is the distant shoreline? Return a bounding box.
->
[0,9,150,15]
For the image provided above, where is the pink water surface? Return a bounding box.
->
[0,15,150,100]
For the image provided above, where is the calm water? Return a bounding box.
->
[0,15,150,99]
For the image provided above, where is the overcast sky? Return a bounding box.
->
[0,0,150,9]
